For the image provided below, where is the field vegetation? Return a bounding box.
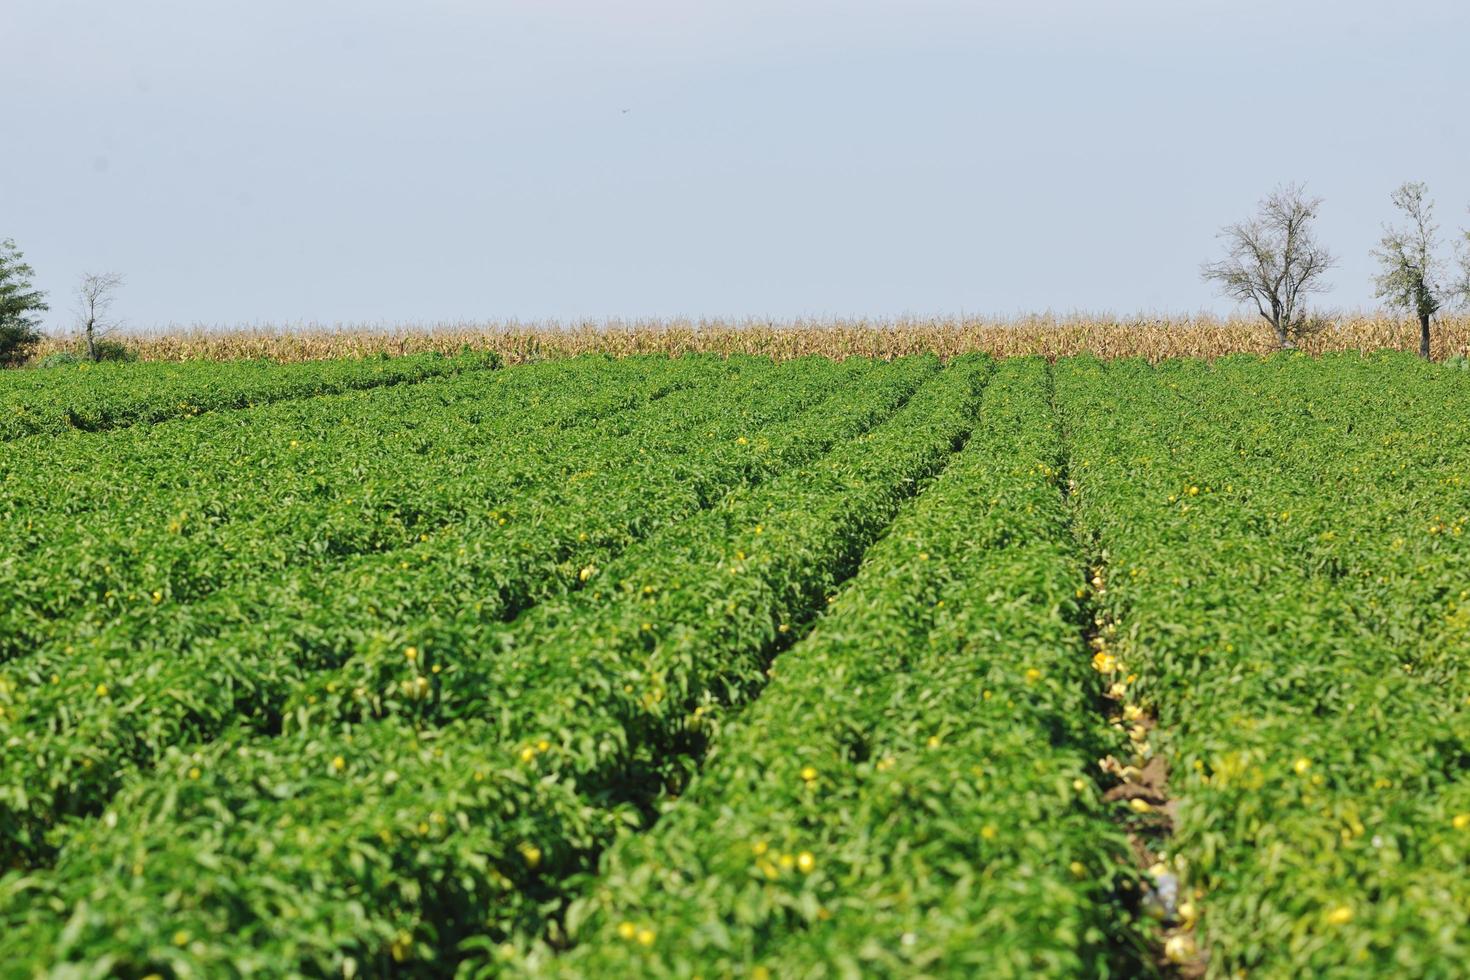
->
[1,350,1467,977]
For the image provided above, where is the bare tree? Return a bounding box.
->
[1371,182,1454,359]
[75,272,124,362]
[1201,183,1336,349]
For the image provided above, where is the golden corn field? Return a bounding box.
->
[34,313,1470,364]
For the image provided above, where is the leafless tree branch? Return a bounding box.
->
[75,272,125,362]
[1201,183,1336,349]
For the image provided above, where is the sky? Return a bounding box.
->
[3,0,1468,330]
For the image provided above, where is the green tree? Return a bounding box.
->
[0,239,49,367]
[1372,182,1453,359]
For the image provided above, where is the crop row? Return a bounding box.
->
[0,355,714,663]
[1056,352,1470,975]
[0,358,987,975]
[0,355,928,864]
[0,350,501,440]
[529,357,1145,978]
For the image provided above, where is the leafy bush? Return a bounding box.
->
[0,323,42,367]
[91,338,139,362]
[34,350,81,368]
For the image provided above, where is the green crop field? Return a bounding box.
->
[2,351,1468,978]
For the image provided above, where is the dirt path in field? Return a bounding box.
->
[1083,571,1204,978]
[1047,363,1207,978]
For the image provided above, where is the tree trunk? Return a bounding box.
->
[1419,312,1431,359]
[1274,321,1295,350]
[85,319,97,362]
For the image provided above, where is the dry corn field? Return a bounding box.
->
[34,313,1470,364]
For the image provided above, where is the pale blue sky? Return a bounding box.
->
[3,0,1467,329]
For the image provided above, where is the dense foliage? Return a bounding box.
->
[1056,353,1470,975]
[1,351,1467,977]
[537,358,1143,978]
[0,349,500,439]
[0,239,48,368]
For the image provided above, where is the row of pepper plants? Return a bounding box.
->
[0,349,501,440]
[1055,352,1470,976]
[0,358,985,975]
[528,357,1147,978]
[0,355,927,864]
[1,355,713,664]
